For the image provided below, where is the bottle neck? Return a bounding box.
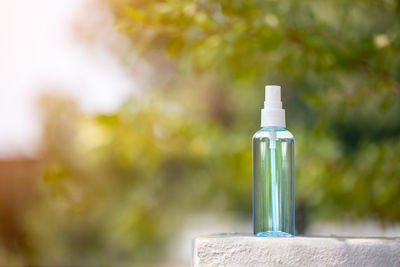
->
[261,126,286,131]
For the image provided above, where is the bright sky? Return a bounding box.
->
[0,0,135,158]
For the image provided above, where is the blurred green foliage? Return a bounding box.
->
[15,0,400,265]
[110,0,400,221]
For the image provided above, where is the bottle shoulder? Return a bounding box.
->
[253,128,294,140]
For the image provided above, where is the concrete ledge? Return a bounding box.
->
[193,234,400,266]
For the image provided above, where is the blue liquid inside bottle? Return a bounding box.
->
[253,127,295,237]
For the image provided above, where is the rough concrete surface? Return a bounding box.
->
[192,234,400,266]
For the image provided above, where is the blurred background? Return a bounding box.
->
[1,0,400,265]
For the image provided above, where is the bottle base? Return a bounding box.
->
[255,231,293,237]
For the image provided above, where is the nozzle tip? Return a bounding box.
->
[265,85,281,101]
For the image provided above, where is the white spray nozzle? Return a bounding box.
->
[261,85,286,128]
[264,85,282,109]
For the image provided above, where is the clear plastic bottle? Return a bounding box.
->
[253,85,295,237]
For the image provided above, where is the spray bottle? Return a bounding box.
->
[253,85,295,237]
